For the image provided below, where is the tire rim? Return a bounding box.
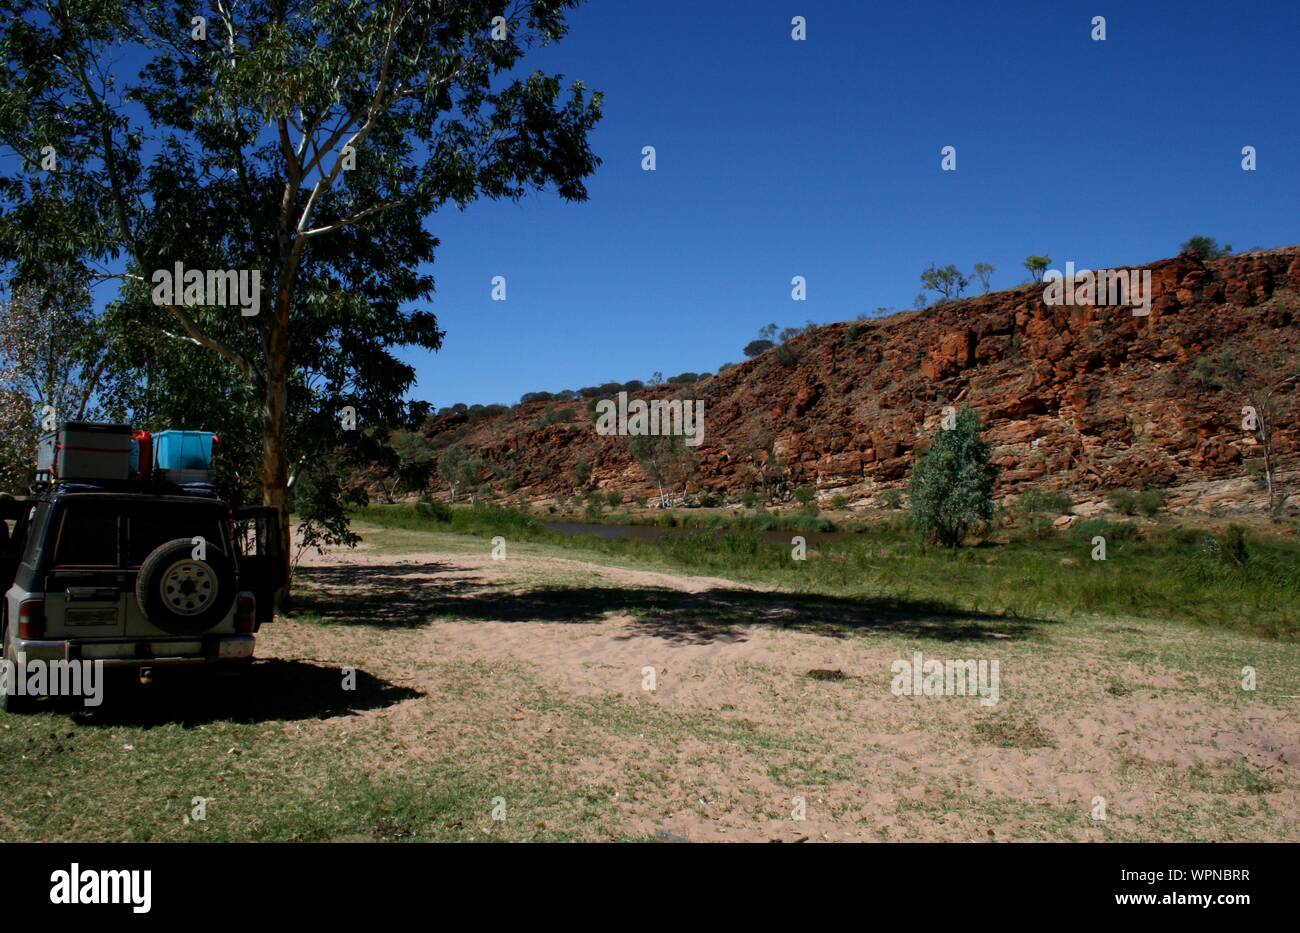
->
[160,560,217,616]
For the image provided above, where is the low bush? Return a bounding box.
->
[1071,519,1140,542]
[1026,516,1055,540]
[1016,489,1074,519]
[1108,488,1166,517]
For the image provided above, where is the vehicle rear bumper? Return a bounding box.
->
[14,635,254,667]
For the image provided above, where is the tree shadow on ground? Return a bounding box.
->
[292,561,1054,645]
[54,659,421,727]
[291,560,483,629]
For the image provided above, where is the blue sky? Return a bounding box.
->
[409,0,1300,407]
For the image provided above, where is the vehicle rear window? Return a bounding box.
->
[46,500,229,570]
[127,504,228,567]
[53,504,120,568]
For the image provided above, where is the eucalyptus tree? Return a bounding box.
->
[0,0,603,591]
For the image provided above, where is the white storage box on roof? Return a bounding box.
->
[36,421,134,481]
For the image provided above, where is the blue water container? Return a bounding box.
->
[155,430,215,471]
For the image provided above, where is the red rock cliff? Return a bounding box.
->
[423,248,1300,513]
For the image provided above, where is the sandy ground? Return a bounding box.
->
[256,543,1300,842]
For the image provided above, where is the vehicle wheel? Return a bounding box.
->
[0,623,35,714]
[135,538,237,635]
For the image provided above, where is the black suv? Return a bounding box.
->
[0,481,284,712]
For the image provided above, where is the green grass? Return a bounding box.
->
[556,506,839,534]
[0,661,638,842]
[354,503,1300,640]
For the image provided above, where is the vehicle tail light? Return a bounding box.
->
[17,599,45,639]
[236,593,256,633]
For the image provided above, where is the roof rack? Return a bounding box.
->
[31,476,221,500]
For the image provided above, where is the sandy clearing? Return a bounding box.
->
[257,544,1300,842]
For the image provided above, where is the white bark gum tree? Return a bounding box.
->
[1,2,603,600]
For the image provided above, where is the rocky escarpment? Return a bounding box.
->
[422,247,1300,514]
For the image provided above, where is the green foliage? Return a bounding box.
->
[794,486,817,506]
[1222,524,1249,565]
[532,406,576,430]
[908,407,997,546]
[572,458,592,488]
[1190,355,1217,387]
[831,494,848,509]
[414,500,453,523]
[1190,349,1248,390]
[972,262,995,293]
[740,490,760,508]
[778,323,814,344]
[387,430,438,499]
[630,433,697,506]
[879,488,903,510]
[1026,516,1055,540]
[1016,489,1074,520]
[1246,459,1269,490]
[1108,489,1166,517]
[0,0,603,573]
[744,339,775,358]
[605,489,623,507]
[292,462,364,567]
[1024,255,1052,282]
[1070,519,1139,543]
[438,444,469,501]
[460,457,490,507]
[1180,236,1233,259]
[919,263,969,301]
[0,278,112,492]
[1135,490,1166,517]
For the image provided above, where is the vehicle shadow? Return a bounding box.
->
[293,561,1054,645]
[58,659,421,727]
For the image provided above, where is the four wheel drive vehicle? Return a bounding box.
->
[0,482,285,712]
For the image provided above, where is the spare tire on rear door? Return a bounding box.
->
[135,538,237,635]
